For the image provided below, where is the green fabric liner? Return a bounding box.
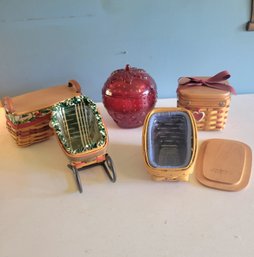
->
[51,95,107,155]
[5,108,51,125]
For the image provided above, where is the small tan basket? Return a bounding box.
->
[2,80,81,146]
[177,71,236,131]
[142,107,197,182]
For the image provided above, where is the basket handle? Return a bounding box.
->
[68,80,81,93]
[2,96,15,113]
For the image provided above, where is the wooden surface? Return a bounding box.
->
[0,95,254,257]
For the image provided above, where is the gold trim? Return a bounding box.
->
[142,107,198,181]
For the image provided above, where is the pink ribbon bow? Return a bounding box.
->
[177,70,236,95]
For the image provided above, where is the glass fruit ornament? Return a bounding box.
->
[102,65,157,128]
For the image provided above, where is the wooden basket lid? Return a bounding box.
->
[195,139,252,191]
[178,77,231,99]
[2,80,81,115]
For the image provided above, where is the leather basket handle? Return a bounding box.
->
[68,80,81,93]
[2,96,15,113]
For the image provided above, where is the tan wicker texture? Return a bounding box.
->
[2,80,81,146]
[6,116,53,147]
[177,72,234,131]
[142,107,198,182]
[177,94,231,131]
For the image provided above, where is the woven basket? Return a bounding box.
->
[177,71,235,131]
[177,86,231,131]
[2,80,81,146]
[51,95,116,193]
[6,114,53,147]
[142,107,197,182]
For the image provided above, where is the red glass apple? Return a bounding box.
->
[102,64,157,128]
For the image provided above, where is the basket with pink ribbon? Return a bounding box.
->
[177,70,236,131]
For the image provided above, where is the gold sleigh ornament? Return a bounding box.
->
[142,107,197,182]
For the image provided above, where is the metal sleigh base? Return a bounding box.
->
[67,154,116,193]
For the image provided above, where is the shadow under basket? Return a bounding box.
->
[143,108,197,181]
[51,95,116,193]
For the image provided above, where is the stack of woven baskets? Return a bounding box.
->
[2,80,81,147]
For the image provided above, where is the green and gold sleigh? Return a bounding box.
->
[51,95,116,193]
